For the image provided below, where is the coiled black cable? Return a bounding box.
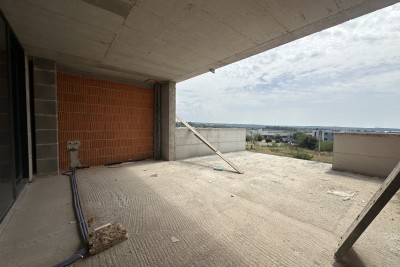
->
[53,170,89,267]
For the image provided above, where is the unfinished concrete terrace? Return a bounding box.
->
[1,152,399,266]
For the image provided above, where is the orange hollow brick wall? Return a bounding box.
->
[57,72,154,170]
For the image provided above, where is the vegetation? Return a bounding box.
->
[246,135,253,142]
[246,142,333,163]
[274,134,283,143]
[176,122,233,128]
[262,125,299,131]
[291,151,313,160]
[319,141,333,152]
[293,132,318,150]
[254,133,263,142]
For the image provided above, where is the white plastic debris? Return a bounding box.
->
[171,236,179,243]
[327,190,355,198]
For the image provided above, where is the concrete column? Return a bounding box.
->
[160,81,175,161]
[32,58,58,175]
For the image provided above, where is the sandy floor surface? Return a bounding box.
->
[1,151,399,266]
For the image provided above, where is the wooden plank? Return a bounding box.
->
[335,161,400,260]
[176,114,244,174]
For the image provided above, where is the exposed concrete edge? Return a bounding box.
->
[334,132,400,137]
[23,43,169,85]
[176,0,400,82]
[56,64,154,89]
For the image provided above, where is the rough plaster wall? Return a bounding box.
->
[57,72,154,170]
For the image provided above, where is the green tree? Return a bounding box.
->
[275,134,283,142]
[246,135,253,142]
[264,137,272,143]
[294,132,318,150]
[305,136,318,150]
[255,133,263,142]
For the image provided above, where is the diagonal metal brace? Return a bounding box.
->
[335,160,400,260]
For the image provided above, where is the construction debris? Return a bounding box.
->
[327,190,355,198]
[213,166,224,171]
[171,237,179,243]
[88,223,128,255]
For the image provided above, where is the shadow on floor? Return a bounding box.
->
[325,169,383,185]
[332,248,367,267]
[178,159,241,174]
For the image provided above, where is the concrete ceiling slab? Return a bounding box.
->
[0,0,398,84]
[102,26,213,77]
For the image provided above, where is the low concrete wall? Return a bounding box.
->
[175,128,245,160]
[333,133,400,178]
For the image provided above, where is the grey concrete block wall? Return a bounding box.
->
[175,128,246,160]
[32,57,58,175]
[333,133,400,178]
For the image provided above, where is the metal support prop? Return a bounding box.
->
[176,114,244,174]
[335,160,400,259]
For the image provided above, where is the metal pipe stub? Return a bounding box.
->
[67,140,82,169]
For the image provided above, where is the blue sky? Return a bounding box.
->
[176,4,400,128]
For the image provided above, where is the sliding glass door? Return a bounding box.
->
[0,12,28,222]
[0,15,14,221]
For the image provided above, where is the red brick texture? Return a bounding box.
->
[57,72,154,170]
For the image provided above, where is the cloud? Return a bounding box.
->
[177,4,400,128]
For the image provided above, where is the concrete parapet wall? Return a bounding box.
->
[333,133,400,178]
[175,128,245,160]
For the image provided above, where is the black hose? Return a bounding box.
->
[53,170,89,267]
[70,170,89,239]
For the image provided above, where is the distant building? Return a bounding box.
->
[312,130,334,141]
[246,129,293,142]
